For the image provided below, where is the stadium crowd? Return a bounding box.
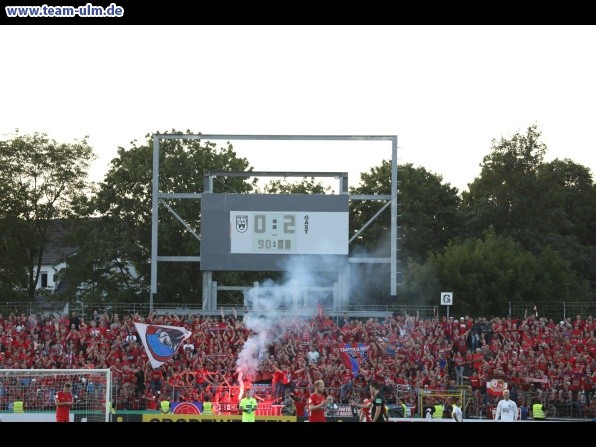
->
[0,308,595,419]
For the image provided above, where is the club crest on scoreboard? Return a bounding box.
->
[235,215,248,233]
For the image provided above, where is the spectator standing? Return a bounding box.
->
[453,352,465,385]
[281,389,296,416]
[70,311,81,331]
[339,372,353,403]
[270,360,284,401]
[143,387,158,411]
[338,312,350,328]
[324,395,339,417]
[149,367,164,395]
[452,397,463,422]
[306,345,320,365]
[519,402,529,420]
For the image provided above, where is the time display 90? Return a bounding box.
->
[253,213,296,252]
[230,211,348,255]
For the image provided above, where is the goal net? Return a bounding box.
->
[418,388,465,419]
[0,369,112,422]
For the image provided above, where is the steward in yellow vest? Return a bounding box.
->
[432,403,444,418]
[202,396,213,415]
[532,402,546,420]
[13,399,25,413]
[160,399,171,414]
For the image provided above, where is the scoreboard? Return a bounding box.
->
[201,194,349,271]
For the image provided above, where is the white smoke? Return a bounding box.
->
[234,255,349,389]
[235,311,277,379]
[348,231,394,304]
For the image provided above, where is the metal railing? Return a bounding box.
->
[0,301,442,320]
[507,302,596,320]
[105,381,595,420]
[1,301,594,322]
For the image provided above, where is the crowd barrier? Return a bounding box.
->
[256,403,283,416]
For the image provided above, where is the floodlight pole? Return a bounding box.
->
[390,136,398,296]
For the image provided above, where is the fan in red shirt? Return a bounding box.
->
[55,382,74,422]
[307,379,327,422]
[143,387,159,410]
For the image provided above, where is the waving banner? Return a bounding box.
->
[486,378,508,397]
[134,322,192,369]
[339,343,370,376]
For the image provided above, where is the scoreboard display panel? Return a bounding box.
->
[201,194,348,271]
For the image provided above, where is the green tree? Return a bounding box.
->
[538,159,595,244]
[350,160,462,262]
[348,161,462,305]
[399,228,586,316]
[0,131,95,300]
[59,131,256,305]
[260,177,332,195]
[462,124,594,298]
[395,257,440,306]
[350,161,462,262]
[536,159,596,295]
[0,215,30,301]
[462,124,547,248]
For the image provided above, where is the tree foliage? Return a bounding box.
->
[399,228,587,315]
[347,161,462,305]
[462,124,547,247]
[0,131,94,300]
[462,124,594,298]
[259,177,332,195]
[536,159,596,292]
[4,125,592,313]
[350,161,463,262]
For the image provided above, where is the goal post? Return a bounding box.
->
[0,369,112,422]
[418,389,465,419]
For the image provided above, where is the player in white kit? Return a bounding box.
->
[495,389,518,421]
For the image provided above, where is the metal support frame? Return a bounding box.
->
[150,134,399,311]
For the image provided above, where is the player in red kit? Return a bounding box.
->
[307,380,327,422]
[351,396,372,422]
[55,382,74,422]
